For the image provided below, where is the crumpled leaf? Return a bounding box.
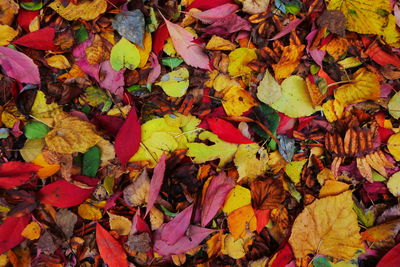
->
[0,46,40,84]
[145,153,167,217]
[0,0,19,25]
[271,75,317,118]
[156,67,190,97]
[0,25,18,46]
[201,172,234,226]
[164,17,210,70]
[222,185,252,214]
[187,130,237,168]
[123,170,150,207]
[240,0,270,14]
[272,44,305,80]
[228,205,257,240]
[316,9,347,36]
[228,48,257,77]
[45,111,102,154]
[206,35,237,50]
[250,178,285,210]
[257,69,282,105]
[112,10,145,47]
[96,223,129,267]
[0,161,40,189]
[289,191,364,260]
[110,37,140,71]
[222,86,257,116]
[234,144,269,181]
[221,231,254,259]
[49,0,107,21]
[361,219,400,249]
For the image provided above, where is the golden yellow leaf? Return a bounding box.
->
[163,38,177,56]
[49,0,107,21]
[0,0,19,25]
[78,203,103,220]
[1,105,25,128]
[45,111,102,154]
[228,48,257,77]
[32,153,60,179]
[321,36,349,60]
[228,205,257,240]
[149,207,164,231]
[268,151,287,173]
[136,32,152,68]
[322,99,346,122]
[57,64,86,81]
[319,180,350,198]
[28,15,40,32]
[388,132,400,161]
[222,86,257,116]
[272,44,305,80]
[0,253,8,266]
[334,68,380,106]
[20,138,45,162]
[213,73,240,92]
[289,191,364,260]
[171,254,186,266]
[206,232,223,258]
[361,219,400,249]
[234,144,269,182]
[221,232,254,259]
[338,57,362,69]
[108,212,132,236]
[46,55,70,70]
[31,90,60,119]
[206,35,237,51]
[21,222,41,240]
[222,185,251,214]
[0,25,18,46]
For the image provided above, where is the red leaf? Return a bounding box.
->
[13,27,59,51]
[206,117,254,144]
[270,242,294,267]
[152,23,169,55]
[96,223,129,267]
[145,153,167,217]
[188,0,234,10]
[17,10,39,32]
[0,161,40,189]
[0,215,30,254]
[255,209,271,233]
[201,172,234,227]
[38,179,96,208]
[160,205,193,245]
[93,115,124,137]
[377,242,400,267]
[114,108,141,166]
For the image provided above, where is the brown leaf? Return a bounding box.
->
[250,178,285,210]
[316,10,346,36]
[125,232,152,253]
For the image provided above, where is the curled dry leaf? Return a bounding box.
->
[123,170,150,207]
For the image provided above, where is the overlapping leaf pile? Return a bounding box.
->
[1,0,400,266]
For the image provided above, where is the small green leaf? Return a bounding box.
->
[83,146,101,177]
[24,121,50,139]
[76,25,89,43]
[20,1,43,11]
[110,37,140,71]
[353,203,375,228]
[160,205,178,217]
[162,57,184,69]
[103,176,114,195]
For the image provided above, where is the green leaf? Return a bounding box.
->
[24,121,50,139]
[76,25,89,43]
[83,146,101,177]
[20,1,43,11]
[161,57,184,69]
[160,205,178,217]
[110,37,140,71]
[353,203,375,228]
[312,256,332,267]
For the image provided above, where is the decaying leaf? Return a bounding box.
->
[250,178,285,210]
[123,170,150,207]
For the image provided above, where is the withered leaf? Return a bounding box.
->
[126,232,152,253]
[250,178,285,210]
[316,10,347,36]
[55,209,77,239]
[112,10,145,47]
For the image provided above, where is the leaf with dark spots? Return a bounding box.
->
[112,10,145,47]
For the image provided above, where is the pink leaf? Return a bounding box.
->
[207,117,254,144]
[160,205,193,245]
[201,172,234,227]
[146,52,161,84]
[0,161,40,189]
[306,29,326,68]
[201,13,251,37]
[114,108,141,166]
[191,3,239,24]
[163,18,210,70]
[269,18,304,41]
[154,225,215,256]
[0,46,40,84]
[99,61,125,98]
[145,153,167,217]
[0,215,30,254]
[38,179,97,208]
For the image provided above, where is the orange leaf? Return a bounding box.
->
[96,223,129,267]
[228,205,257,240]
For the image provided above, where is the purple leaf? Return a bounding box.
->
[0,46,40,84]
[145,153,167,217]
[99,60,125,98]
[269,18,304,41]
[201,172,234,226]
[191,3,239,24]
[154,225,215,256]
[160,205,193,245]
[201,13,251,38]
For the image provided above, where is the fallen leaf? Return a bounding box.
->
[222,185,252,214]
[201,172,234,226]
[251,178,285,210]
[289,191,364,260]
[222,86,257,116]
[156,67,190,97]
[377,242,400,267]
[316,10,346,36]
[285,159,307,184]
[387,171,400,197]
[228,205,257,240]
[123,170,150,207]
[159,205,193,245]
[112,10,145,47]
[108,213,132,235]
[361,219,400,249]
[21,222,41,240]
[240,0,270,14]
[13,27,59,51]
[32,153,60,179]
[96,223,129,267]
[388,91,400,119]
[0,215,30,254]
[0,25,18,46]
[0,161,40,189]
[190,3,239,24]
[164,17,210,70]
[20,138,45,162]
[99,60,125,98]
[55,209,77,239]
[272,44,305,80]
[319,180,350,198]
[49,0,107,21]
[257,69,282,105]
[222,231,254,259]
[234,144,269,181]
[0,0,18,25]
[207,117,254,144]
[228,48,257,77]
[206,35,237,50]
[145,153,167,217]
[387,132,400,161]
[46,55,71,69]
[0,46,40,84]
[24,121,50,139]
[82,146,100,177]
[110,37,140,71]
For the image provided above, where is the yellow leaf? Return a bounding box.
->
[136,32,152,68]
[338,57,362,69]
[321,36,349,60]
[32,153,60,179]
[272,44,304,80]
[289,191,364,260]
[222,185,252,214]
[186,131,237,168]
[45,111,102,154]
[49,0,107,21]
[1,105,25,128]
[386,132,400,161]
[0,24,18,46]
[270,75,317,118]
[108,212,132,236]
[388,91,400,119]
[234,143,269,182]
[28,15,40,32]
[387,171,400,197]
[361,219,400,249]
[221,232,254,259]
[285,159,307,184]
[213,73,240,92]
[85,35,110,65]
[206,35,237,51]
[228,48,257,77]
[268,151,287,173]
[20,138,45,162]
[257,69,282,105]
[319,180,350,198]
[334,68,380,106]
[46,55,71,69]
[78,203,102,220]
[322,99,345,122]
[31,90,60,119]
[163,38,177,56]
[228,205,257,240]
[21,222,41,240]
[149,207,164,230]
[156,68,189,97]
[222,86,257,116]
[0,253,8,266]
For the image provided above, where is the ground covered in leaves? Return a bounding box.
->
[1,0,400,266]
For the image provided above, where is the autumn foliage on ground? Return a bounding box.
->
[1,0,400,266]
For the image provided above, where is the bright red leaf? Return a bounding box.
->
[0,161,40,189]
[96,223,129,267]
[0,215,30,254]
[13,27,59,51]
[188,0,234,10]
[377,242,400,267]
[206,117,254,144]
